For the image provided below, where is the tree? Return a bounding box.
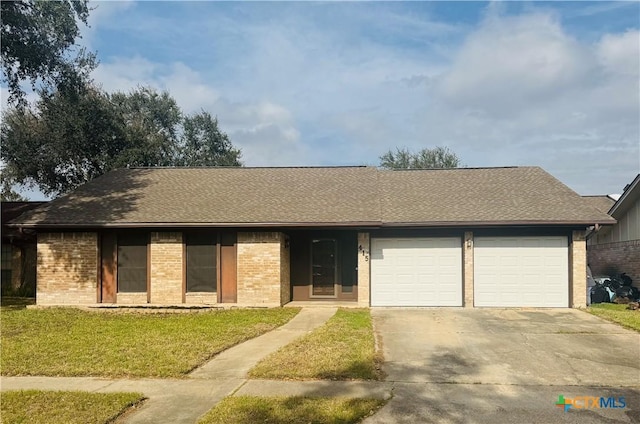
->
[1,85,126,196]
[1,0,96,106]
[1,85,243,197]
[0,170,27,201]
[379,146,460,169]
[180,111,242,167]
[110,87,182,167]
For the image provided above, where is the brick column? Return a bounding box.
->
[37,233,98,305]
[357,232,370,307]
[463,231,474,307]
[571,230,587,308]
[150,232,183,304]
[237,232,284,305]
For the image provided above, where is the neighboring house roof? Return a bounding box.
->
[2,201,48,225]
[1,201,48,241]
[11,166,615,228]
[582,195,616,214]
[609,173,640,219]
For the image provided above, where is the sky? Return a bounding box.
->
[5,1,640,198]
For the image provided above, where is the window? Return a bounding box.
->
[186,233,217,292]
[1,245,12,270]
[117,233,148,293]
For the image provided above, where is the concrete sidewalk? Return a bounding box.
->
[1,308,347,424]
[189,307,337,379]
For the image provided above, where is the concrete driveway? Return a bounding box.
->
[366,308,640,424]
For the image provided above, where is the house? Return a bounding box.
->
[1,201,47,296]
[9,166,614,308]
[587,174,640,285]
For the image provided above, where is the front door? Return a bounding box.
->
[311,239,336,296]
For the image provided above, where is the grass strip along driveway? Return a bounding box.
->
[1,307,299,378]
[249,308,383,380]
[198,396,385,424]
[588,303,640,331]
[1,390,144,424]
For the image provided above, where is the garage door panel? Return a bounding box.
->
[371,237,462,307]
[474,236,568,307]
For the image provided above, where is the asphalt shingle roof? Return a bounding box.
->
[582,195,616,214]
[13,166,615,228]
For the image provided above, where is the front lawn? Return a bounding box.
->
[0,390,144,424]
[198,396,385,424]
[588,303,640,332]
[1,307,299,377]
[249,308,383,380]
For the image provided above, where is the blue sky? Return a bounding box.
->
[6,1,640,198]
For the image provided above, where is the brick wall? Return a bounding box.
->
[280,235,291,305]
[117,293,148,304]
[37,233,98,305]
[357,232,370,307]
[570,230,587,308]
[237,232,285,305]
[185,292,217,304]
[463,231,474,307]
[149,232,183,304]
[588,240,640,287]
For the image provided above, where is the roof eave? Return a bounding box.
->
[609,173,640,217]
[8,221,384,229]
[380,219,617,227]
[11,218,616,229]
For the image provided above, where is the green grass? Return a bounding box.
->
[0,390,144,424]
[249,308,383,380]
[198,396,385,424]
[588,303,640,332]
[1,307,299,377]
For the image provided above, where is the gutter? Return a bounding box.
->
[8,219,617,230]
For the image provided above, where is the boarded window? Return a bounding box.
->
[340,236,358,293]
[1,244,12,270]
[186,233,217,292]
[117,233,147,293]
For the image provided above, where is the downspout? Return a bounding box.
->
[585,223,600,241]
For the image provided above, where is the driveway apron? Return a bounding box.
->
[366,308,640,424]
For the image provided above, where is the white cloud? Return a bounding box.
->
[437,13,591,116]
[16,3,636,195]
[82,1,135,47]
[417,11,639,194]
[596,29,640,77]
[91,57,306,166]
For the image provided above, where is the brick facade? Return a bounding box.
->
[237,232,287,305]
[150,232,183,304]
[463,231,474,307]
[588,240,640,287]
[570,230,587,308]
[357,232,370,307]
[117,293,148,304]
[185,292,217,304]
[37,232,98,305]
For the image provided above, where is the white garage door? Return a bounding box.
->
[371,238,462,306]
[474,236,568,307]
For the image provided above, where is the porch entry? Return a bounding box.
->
[291,231,358,301]
[312,239,337,296]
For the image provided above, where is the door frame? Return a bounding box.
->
[309,238,338,298]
